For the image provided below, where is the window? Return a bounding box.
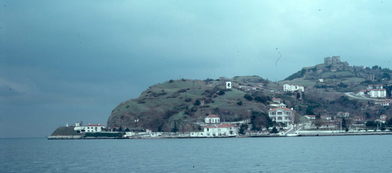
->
[277,112,283,115]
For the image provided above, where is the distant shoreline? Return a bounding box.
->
[47,131,392,140]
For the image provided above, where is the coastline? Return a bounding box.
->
[47,131,392,140]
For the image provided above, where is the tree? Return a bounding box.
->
[236,101,243,106]
[217,90,225,95]
[366,121,377,128]
[270,127,279,133]
[250,111,272,131]
[194,100,201,106]
[314,115,323,129]
[239,124,248,135]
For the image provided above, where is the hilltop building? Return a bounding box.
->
[324,56,342,65]
[283,84,304,92]
[225,81,232,89]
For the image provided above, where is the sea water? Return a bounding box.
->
[1,136,392,173]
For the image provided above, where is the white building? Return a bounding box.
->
[225,81,232,89]
[191,115,239,137]
[369,89,387,98]
[268,107,294,125]
[283,84,304,92]
[74,123,105,133]
[191,124,238,137]
[204,114,220,124]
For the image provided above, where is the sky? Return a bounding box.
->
[1,0,392,138]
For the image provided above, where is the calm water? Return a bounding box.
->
[1,136,392,173]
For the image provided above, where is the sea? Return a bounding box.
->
[1,135,392,173]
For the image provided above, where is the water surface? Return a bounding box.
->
[1,136,392,173]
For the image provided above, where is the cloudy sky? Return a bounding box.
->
[1,0,392,138]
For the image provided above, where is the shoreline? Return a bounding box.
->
[47,131,392,140]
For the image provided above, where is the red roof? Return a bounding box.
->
[206,114,219,118]
[205,124,235,128]
[269,107,293,111]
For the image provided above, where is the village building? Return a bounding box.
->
[225,81,232,89]
[272,97,282,103]
[74,123,105,133]
[375,99,391,106]
[304,115,316,120]
[336,112,350,118]
[268,107,294,125]
[191,115,239,137]
[376,115,388,124]
[369,89,387,98]
[283,84,304,92]
[204,114,220,124]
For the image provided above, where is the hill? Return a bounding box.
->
[107,56,392,131]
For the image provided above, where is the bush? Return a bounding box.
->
[244,94,253,101]
[217,90,225,95]
[237,101,243,106]
[194,100,201,106]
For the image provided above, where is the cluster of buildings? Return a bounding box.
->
[72,122,105,133]
[190,115,239,137]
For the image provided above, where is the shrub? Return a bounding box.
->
[244,94,253,101]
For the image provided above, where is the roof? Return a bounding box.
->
[206,114,219,118]
[369,89,386,91]
[205,124,235,129]
[87,124,104,127]
[269,107,293,112]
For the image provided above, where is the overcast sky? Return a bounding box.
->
[1,0,392,138]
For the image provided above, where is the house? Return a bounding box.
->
[225,81,232,89]
[204,114,220,124]
[283,84,304,92]
[304,115,316,120]
[269,103,287,108]
[369,89,387,98]
[321,115,332,121]
[272,97,282,103]
[375,99,391,106]
[268,107,294,125]
[191,115,239,137]
[336,112,350,118]
[74,123,105,133]
[376,115,388,124]
[202,124,238,137]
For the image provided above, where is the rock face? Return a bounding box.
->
[107,57,392,131]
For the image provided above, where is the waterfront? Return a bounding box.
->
[1,136,392,173]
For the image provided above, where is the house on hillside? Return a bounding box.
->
[369,89,387,98]
[204,114,220,124]
[283,84,304,92]
[268,107,295,125]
